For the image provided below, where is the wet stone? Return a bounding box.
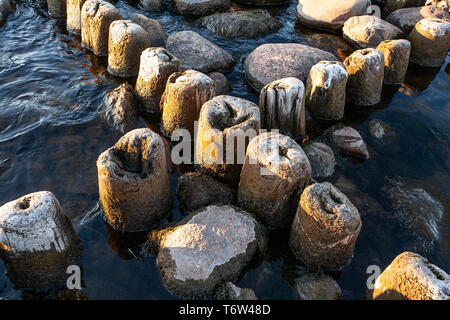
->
[140,0,163,11]
[47,0,66,18]
[0,0,15,13]
[383,0,427,17]
[303,142,335,178]
[214,282,258,300]
[208,72,229,95]
[295,272,341,300]
[376,39,411,85]
[67,0,87,34]
[331,127,370,159]
[130,13,167,47]
[368,119,395,139]
[168,0,231,17]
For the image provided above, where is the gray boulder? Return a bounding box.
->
[295,272,341,300]
[130,14,167,47]
[303,142,335,178]
[331,127,370,159]
[168,0,230,17]
[386,6,450,35]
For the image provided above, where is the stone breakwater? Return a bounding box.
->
[0,0,449,300]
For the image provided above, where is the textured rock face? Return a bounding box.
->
[97,129,173,231]
[47,0,66,17]
[306,61,348,121]
[377,39,411,85]
[196,95,260,183]
[99,83,139,134]
[259,78,306,138]
[245,43,338,91]
[238,132,312,230]
[303,142,335,178]
[177,172,236,213]
[289,182,362,270]
[199,10,282,39]
[296,0,370,32]
[135,47,180,113]
[344,48,385,106]
[408,18,450,67]
[368,119,395,139]
[373,252,450,300]
[300,32,356,61]
[214,282,258,300]
[386,6,449,35]
[130,14,167,47]
[161,70,216,136]
[107,20,150,78]
[166,31,235,74]
[208,72,229,95]
[295,272,341,300]
[383,0,428,16]
[343,15,402,49]
[331,127,370,159]
[67,0,87,34]
[140,0,163,11]
[0,191,80,289]
[168,0,231,17]
[155,205,267,298]
[81,0,122,56]
[426,0,450,11]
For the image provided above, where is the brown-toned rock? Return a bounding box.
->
[238,132,312,230]
[208,72,229,95]
[81,0,122,56]
[306,61,348,121]
[295,272,341,300]
[303,142,335,178]
[67,0,87,34]
[408,18,450,67]
[259,78,306,138]
[373,252,450,300]
[368,119,396,138]
[289,182,361,270]
[377,39,411,84]
[47,0,66,17]
[177,172,236,213]
[130,13,167,47]
[168,0,230,17]
[135,47,180,113]
[97,128,173,231]
[99,83,139,134]
[383,0,427,16]
[161,70,216,137]
[0,191,80,289]
[195,95,260,183]
[166,31,235,73]
[245,43,338,91]
[344,48,385,106]
[331,127,370,159]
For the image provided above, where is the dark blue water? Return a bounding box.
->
[0,1,449,299]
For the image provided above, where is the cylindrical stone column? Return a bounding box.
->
[195,95,261,183]
[238,132,312,230]
[408,18,450,68]
[81,0,122,56]
[0,191,80,289]
[376,39,411,85]
[135,47,180,113]
[161,70,216,137]
[97,128,173,231]
[289,182,362,270]
[259,77,306,138]
[344,48,385,106]
[107,20,150,78]
[67,0,86,34]
[47,0,66,17]
[306,61,348,121]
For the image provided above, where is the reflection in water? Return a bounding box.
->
[105,222,148,260]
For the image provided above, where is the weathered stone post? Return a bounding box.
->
[306,61,348,121]
[97,128,173,231]
[408,18,450,68]
[135,47,180,113]
[107,20,150,78]
[259,78,306,138]
[196,95,261,183]
[47,0,66,17]
[0,191,80,289]
[289,182,361,270]
[161,70,216,137]
[373,252,450,300]
[81,0,122,56]
[238,132,312,230]
[376,39,411,85]
[67,0,86,34]
[130,13,167,47]
[344,48,385,106]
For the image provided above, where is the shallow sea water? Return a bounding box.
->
[0,1,449,299]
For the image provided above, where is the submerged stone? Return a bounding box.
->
[295,272,341,300]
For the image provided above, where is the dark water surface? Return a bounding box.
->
[0,1,449,299]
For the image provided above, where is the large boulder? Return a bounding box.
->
[296,0,370,32]
[383,0,428,16]
[245,43,337,91]
[168,0,231,17]
[199,10,282,39]
[154,205,267,298]
[386,6,449,35]
[130,14,167,47]
[166,31,235,74]
[343,15,402,49]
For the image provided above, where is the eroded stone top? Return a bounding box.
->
[309,61,348,89]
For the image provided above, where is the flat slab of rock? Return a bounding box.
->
[168,0,231,17]
[199,10,282,39]
[297,0,370,32]
[343,15,402,49]
[331,127,369,159]
[155,205,266,298]
[166,31,235,74]
[245,43,337,91]
[386,6,450,36]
